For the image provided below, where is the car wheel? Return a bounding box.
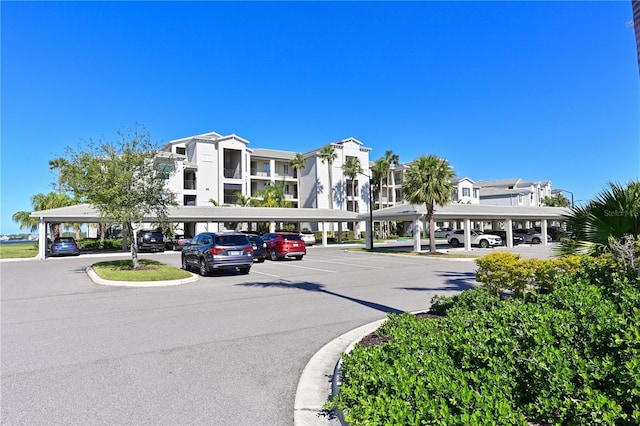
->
[239,267,250,275]
[479,239,489,248]
[199,258,210,276]
[181,255,190,271]
[257,257,265,263]
[532,237,541,244]
[294,255,303,260]
[450,239,459,248]
[270,249,278,261]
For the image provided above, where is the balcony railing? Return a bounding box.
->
[250,168,269,177]
[224,168,241,179]
[183,179,196,190]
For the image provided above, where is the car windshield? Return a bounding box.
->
[215,235,249,246]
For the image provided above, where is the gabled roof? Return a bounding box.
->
[475,178,522,188]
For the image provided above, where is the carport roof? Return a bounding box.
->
[30,204,359,223]
[357,203,570,221]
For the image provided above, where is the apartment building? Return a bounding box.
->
[475,178,552,207]
[160,132,372,235]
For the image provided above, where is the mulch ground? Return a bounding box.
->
[358,311,444,348]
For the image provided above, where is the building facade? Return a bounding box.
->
[160,130,557,236]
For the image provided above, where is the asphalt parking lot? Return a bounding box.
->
[1,243,555,425]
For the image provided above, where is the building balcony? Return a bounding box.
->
[224,168,242,179]
[183,179,196,190]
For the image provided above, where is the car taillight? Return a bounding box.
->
[209,248,226,255]
[245,247,254,254]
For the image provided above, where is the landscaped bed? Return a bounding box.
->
[330,254,640,425]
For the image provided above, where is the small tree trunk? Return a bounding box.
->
[130,224,140,269]
[99,223,105,249]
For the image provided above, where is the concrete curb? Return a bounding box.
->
[85,266,199,287]
[293,318,386,426]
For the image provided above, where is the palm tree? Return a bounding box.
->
[370,159,386,210]
[318,145,337,209]
[402,155,455,254]
[343,156,363,236]
[233,192,252,207]
[256,182,291,207]
[12,192,75,239]
[48,157,69,194]
[383,150,400,205]
[557,182,640,263]
[342,157,363,212]
[289,153,307,208]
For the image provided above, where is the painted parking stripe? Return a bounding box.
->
[305,259,385,269]
[250,270,282,278]
[284,264,337,273]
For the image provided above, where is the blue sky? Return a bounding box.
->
[2,1,639,235]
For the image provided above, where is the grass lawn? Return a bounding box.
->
[92,259,192,281]
[0,242,39,259]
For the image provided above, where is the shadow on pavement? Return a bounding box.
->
[237,281,405,315]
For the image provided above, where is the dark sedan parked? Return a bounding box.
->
[485,230,525,246]
[248,235,267,263]
[50,237,80,256]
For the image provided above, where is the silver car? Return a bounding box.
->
[513,228,553,244]
[181,232,254,276]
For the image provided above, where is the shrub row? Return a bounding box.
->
[331,256,640,425]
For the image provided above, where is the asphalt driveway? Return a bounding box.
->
[1,244,548,425]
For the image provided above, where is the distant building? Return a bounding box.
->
[475,178,552,207]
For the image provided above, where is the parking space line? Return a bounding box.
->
[250,270,282,278]
[306,259,385,269]
[284,264,337,273]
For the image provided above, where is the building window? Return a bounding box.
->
[262,163,270,174]
[473,188,479,198]
[176,147,186,155]
[462,187,470,197]
[283,164,289,176]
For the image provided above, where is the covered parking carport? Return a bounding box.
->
[358,203,570,252]
[30,204,358,260]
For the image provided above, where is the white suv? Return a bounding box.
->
[447,230,502,248]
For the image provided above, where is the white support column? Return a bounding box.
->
[269,222,276,233]
[413,218,421,252]
[37,218,47,260]
[337,222,343,244]
[541,219,549,246]
[505,218,514,248]
[464,218,472,251]
[321,222,328,246]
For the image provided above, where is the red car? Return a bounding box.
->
[261,232,307,260]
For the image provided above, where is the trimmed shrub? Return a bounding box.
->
[331,257,640,425]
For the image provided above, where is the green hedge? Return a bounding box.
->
[330,256,640,425]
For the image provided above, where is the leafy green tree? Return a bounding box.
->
[542,193,570,207]
[402,155,455,254]
[60,125,177,269]
[12,192,75,239]
[318,145,337,209]
[289,153,307,208]
[557,182,640,267]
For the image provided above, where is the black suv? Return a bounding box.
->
[181,232,254,276]
[137,230,165,252]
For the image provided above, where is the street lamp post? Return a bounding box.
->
[556,189,574,208]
